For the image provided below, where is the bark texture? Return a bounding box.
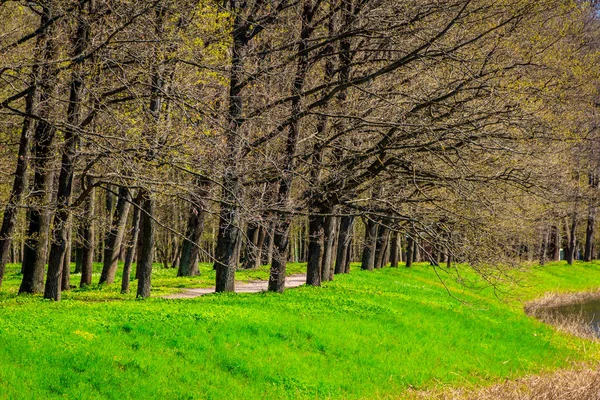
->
[121,193,141,294]
[389,232,399,268]
[306,213,325,287]
[0,88,34,287]
[321,215,337,282]
[20,3,59,295]
[136,193,155,299]
[361,219,378,271]
[80,178,95,287]
[406,234,414,268]
[99,186,132,285]
[334,215,354,274]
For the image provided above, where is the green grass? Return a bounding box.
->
[1,260,600,399]
[0,261,308,301]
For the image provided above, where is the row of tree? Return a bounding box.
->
[0,0,599,300]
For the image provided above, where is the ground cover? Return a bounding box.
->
[0,261,599,399]
[0,261,308,301]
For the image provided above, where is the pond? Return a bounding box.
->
[543,299,600,337]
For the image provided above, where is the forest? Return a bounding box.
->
[4,1,600,398]
[2,0,599,300]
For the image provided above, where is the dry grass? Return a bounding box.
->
[525,291,600,310]
[409,364,600,399]
[408,291,600,399]
[523,291,600,340]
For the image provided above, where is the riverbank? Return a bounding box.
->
[1,261,600,398]
[525,290,600,340]
[410,363,600,399]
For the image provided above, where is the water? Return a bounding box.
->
[545,299,600,336]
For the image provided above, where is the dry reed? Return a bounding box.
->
[408,364,600,399]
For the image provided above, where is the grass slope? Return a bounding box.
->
[1,261,600,399]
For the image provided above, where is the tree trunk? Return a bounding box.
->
[135,5,166,298]
[334,215,354,274]
[19,125,53,292]
[75,246,83,274]
[306,6,336,282]
[80,177,96,287]
[269,214,292,293]
[584,207,596,262]
[135,220,143,278]
[241,223,260,270]
[566,213,577,265]
[413,238,420,263]
[44,1,90,300]
[61,215,72,291]
[330,218,339,271]
[121,192,142,294]
[390,232,399,268]
[159,247,169,270]
[99,186,132,285]
[269,0,316,292]
[213,0,249,292]
[331,0,356,273]
[360,219,378,271]
[549,225,560,261]
[539,229,548,266]
[269,223,292,293]
[300,222,308,263]
[170,243,182,269]
[136,192,155,299]
[383,237,391,267]
[0,86,34,287]
[406,234,414,268]
[19,4,58,295]
[344,236,353,273]
[252,225,266,269]
[261,223,274,266]
[214,211,239,292]
[233,227,243,267]
[179,177,210,276]
[430,243,440,266]
[306,213,325,286]
[321,215,337,282]
[178,206,205,276]
[398,234,403,263]
[374,223,390,269]
[105,184,115,223]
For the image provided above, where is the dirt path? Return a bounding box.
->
[163,274,307,299]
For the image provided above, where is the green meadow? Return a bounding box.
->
[1,261,600,399]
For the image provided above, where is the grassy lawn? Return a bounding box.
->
[1,261,600,399]
[0,261,308,301]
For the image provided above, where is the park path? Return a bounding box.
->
[163,274,307,299]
